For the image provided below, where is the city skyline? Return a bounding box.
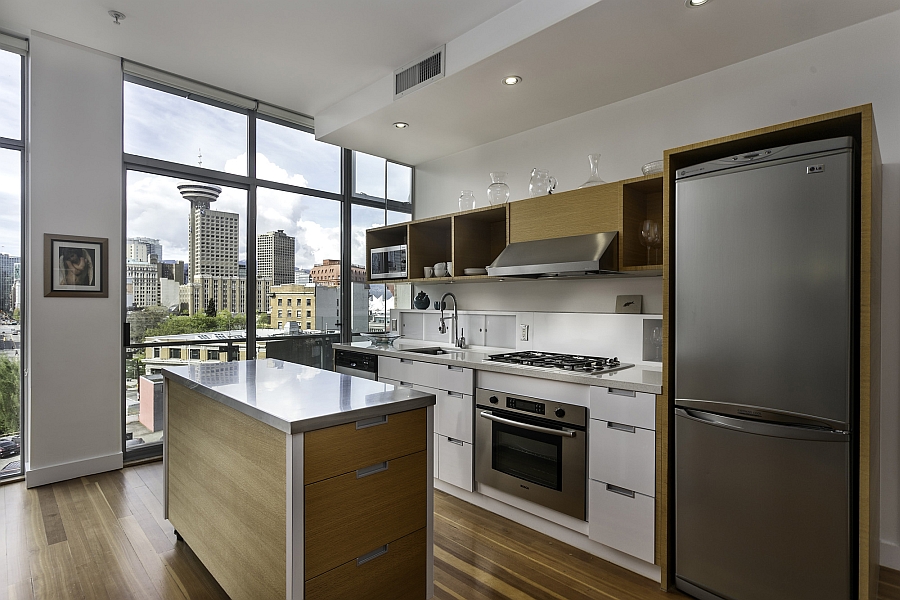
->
[124,81,410,274]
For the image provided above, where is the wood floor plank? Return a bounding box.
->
[35,486,66,546]
[29,541,83,599]
[3,485,31,593]
[119,515,188,600]
[6,580,34,600]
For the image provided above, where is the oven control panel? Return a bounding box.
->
[507,397,545,415]
[476,388,587,427]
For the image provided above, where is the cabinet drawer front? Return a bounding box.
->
[305,528,426,600]
[305,450,427,580]
[589,420,655,497]
[304,408,426,484]
[437,435,473,492]
[590,386,656,430]
[439,364,474,395]
[378,356,441,387]
[588,479,655,564]
[436,390,473,443]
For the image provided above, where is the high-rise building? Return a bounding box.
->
[0,254,21,314]
[178,183,238,280]
[126,237,162,262]
[294,268,310,285]
[126,260,160,308]
[257,230,295,285]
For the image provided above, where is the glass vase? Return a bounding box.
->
[487,172,510,205]
[459,190,476,211]
[579,153,607,188]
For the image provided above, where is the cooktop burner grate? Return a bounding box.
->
[486,351,630,374]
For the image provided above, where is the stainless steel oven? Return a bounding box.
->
[475,388,587,520]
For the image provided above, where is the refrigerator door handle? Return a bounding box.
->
[675,408,849,442]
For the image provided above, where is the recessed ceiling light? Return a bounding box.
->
[393,122,409,129]
[685,0,710,6]
[503,76,522,86]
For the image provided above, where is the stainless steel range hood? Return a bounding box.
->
[486,231,619,278]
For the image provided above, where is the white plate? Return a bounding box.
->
[463,268,488,275]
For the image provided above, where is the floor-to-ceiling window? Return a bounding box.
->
[122,69,412,459]
[0,39,25,479]
[350,151,413,335]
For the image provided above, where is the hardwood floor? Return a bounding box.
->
[0,461,897,599]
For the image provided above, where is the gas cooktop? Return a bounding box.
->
[486,351,633,375]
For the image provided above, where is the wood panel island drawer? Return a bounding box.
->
[304,407,427,484]
[305,450,428,580]
[305,528,427,600]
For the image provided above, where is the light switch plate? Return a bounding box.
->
[519,324,529,341]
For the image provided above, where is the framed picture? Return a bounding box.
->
[44,234,109,297]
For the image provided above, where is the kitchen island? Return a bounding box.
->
[161,359,436,600]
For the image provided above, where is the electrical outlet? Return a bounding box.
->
[519,324,529,341]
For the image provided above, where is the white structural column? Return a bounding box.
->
[26,32,123,486]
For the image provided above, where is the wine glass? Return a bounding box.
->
[640,220,660,265]
[651,326,663,362]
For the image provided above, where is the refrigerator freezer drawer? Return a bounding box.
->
[675,410,851,600]
[588,479,654,563]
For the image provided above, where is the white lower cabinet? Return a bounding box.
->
[436,435,473,492]
[589,420,655,497]
[588,479,654,563]
[379,357,475,491]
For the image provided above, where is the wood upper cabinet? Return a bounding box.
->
[508,182,619,244]
[365,174,663,283]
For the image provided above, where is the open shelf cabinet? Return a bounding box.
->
[621,175,664,271]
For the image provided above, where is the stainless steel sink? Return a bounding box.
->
[400,347,463,356]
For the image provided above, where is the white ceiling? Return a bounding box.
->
[0,0,521,114]
[2,0,899,165]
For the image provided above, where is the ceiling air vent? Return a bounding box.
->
[394,45,445,100]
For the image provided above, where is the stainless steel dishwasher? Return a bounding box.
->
[333,349,378,380]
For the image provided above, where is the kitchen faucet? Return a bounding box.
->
[438,292,465,348]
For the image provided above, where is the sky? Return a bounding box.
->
[123,81,412,271]
[0,50,22,259]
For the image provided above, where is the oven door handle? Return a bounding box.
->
[479,411,577,438]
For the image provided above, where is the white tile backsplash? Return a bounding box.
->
[396,309,649,362]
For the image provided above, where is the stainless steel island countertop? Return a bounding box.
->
[334,341,663,395]
[162,359,436,434]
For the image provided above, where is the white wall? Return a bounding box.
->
[415,11,900,568]
[26,33,123,486]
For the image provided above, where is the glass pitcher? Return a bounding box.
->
[529,168,557,197]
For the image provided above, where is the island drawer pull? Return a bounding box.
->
[447,437,464,446]
[607,388,636,397]
[446,391,464,398]
[399,358,415,364]
[355,414,388,429]
[356,544,389,566]
[607,421,636,433]
[356,461,389,478]
[606,483,636,498]
[447,365,463,372]
[398,381,413,388]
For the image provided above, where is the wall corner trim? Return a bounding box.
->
[24,451,124,488]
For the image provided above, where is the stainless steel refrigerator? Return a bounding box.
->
[674,137,856,600]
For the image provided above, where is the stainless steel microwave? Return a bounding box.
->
[370,244,407,280]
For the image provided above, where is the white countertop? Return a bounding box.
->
[334,340,663,395]
[162,359,436,434]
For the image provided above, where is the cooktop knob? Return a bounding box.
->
[490,396,499,404]
[555,408,566,418]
